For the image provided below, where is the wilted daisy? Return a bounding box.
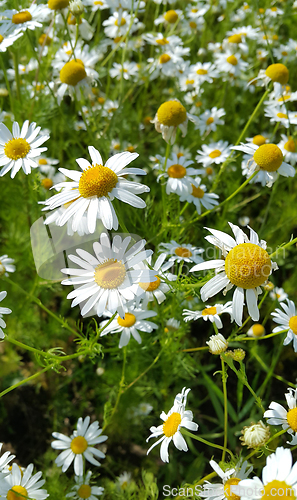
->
[54,58,95,105]
[61,233,156,318]
[206,333,228,354]
[42,146,149,233]
[66,471,104,500]
[196,141,231,167]
[178,177,219,215]
[183,302,233,329]
[100,307,158,348]
[271,299,297,351]
[146,387,198,463]
[201,459,252,500]
[240,421,270,449]
[0,255,15,277]
[190,223,278,326]
[0,121,49,178]
[0,463,48,500]
[152,99,197,144]
[158,240,204,265]
[52,416,108,475]
[238,447,297,500]
[135,254,177,307]
[0,291,12,339]
[232,142,295,187]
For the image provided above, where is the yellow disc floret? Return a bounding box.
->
[202,307,217,316]
[228,34,242,44]
[226,55,238,66]
[224,478,241,500]
[139,276,161,292]
[265,63,289,84]
[159,54,171,64]
[117,313,136,328]
[0,35,4,44]
[60,60,87,86]
[225,243,271,289]
[163,412,181,437]
[191,185,204,198]
[71,436,88,454]
[206,116,214,125]
[253,135,266,146]
[284,138,296,152]
[4,138,30,160]
[252,324,265,337]
[115,17,126,26]
[197,69,208,75]
[41,178,53,189]
[289,316,297,335]
[48,0,69,9]
[287,407,297,432]
[167,164,186,178]
[175,247,192,258]
[253,144,283,172]
[261,481,295,500]
[7,486,28,500]
[39,33,52,45]
[94,259,126,289]
[77,485,92,499]
[156,38,169,45]
[12,11,32,23]
[164,10,178,23]
[209,149,221,159]
[78,164,118,198]
[157,101,187,127]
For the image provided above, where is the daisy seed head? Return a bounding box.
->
[284,138,296,152]
[252,135,266,146]
[240,421,270,448]
[77,485,92,499]
[4,138,30,160]
[117,313,136,328]
[12,11,32,24]
[164,10,178,23]
[175,247,192,258]
[191,184,204,198]
[253,144,283,172]
[78,164,118,198]
[225,243,271,289]
[265,63,289,84]
[48,0,70,9]
[41,178,53,190]
[7,486,28,500]
[157,100,187,127]
[60,60,87,86]
[250,324,265,337]
[94,259,126,289]
[207,333,228,354]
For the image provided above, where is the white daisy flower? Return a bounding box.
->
[196,141,231,167]
[39,164,65,190]
[102,10,140,38]
[142,33,182,48]
[232,142,295,187]
[158,240,204,265]
[66,471,104,500]
[0,254,15,277]
[264,106,297,129]
[146,387,198,463]
[117,471,132,490]
[147,48,190,80]
[1,4,49,33]
[51,416,108,476]
[158,153,199,196]
[61,233,156,319]
[154,9,183,26]
[83,0,109,11]
[238,447,297,500]
[135,253,177,307]
[201,459,252,500]
[269,286,288,302]
[277,134,297,165]
[0,23,23,52]
[100,307,158,348]
[54,58,96,105]
[271,299,297,351]
[190,223,278,326]
[42,146,149,233]
[195,107,225,135]
[214,50,248,76]
[165,318,180,332]
[152,99,197,144]
[109,61,139,81]
[43,207,90,237]
[0,442,15,474]
[264,388,297,443]
[178,177,219,215]
[0,463,48,500]
[190,62,219,87]
[0,291,12,339]
[0,121,49,178]
[247,323,265,338]
[183,302,233,329]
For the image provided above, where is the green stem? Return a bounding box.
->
[245,429,287,462]
[0,55,14,116]
[221,357,228,462]
[269,237,297,259]
[0,365,54,399]
[181,429,234,458]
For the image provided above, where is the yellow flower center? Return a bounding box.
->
[139,276,161,292]
[167,164,186,178]
[185,79,194,85]
[94,259,126,289]
[97,97,105,104]
[4,138,31,160]
[224,478,241,500]
[39,33,52,45]
[202,306,217,316]
[228,34,242,44]
[259,7,265,13]
[253,144,283,172]
[77,485,92,499]
[41,178,53,189]
[287,407,297,432]
[39,158,48,165]
[209,149,221,159]
[226,55,238,66]
[114,36,123,43]
[206,167,213,175]
[68,14,82,25]
[48,0,69,9]
[0,263,5,277]
[71,436,88,454]
[175,247,192,258]
[78,164,118,198]
[7,486,28,500]
[164,10,178,23]
[191,184,204,198]
[252,134,266,146]
[284,139,296,152]
[261,481,295,500]
[191,8,198,12]
[156,38,169,45]
[225,243,271,289]
[252,324,265,336]
[60,60,87,86]
[189,21,197,28]
[289,316,297,334]
[12,11,32,23]
[278,95,291,102]
[117,312,136,327]
[206,116,214,125]
[196,69,208,75]
[265,63,289,84]
[163,412,182,437]
[157,101,187,127]
[159,54,171,64]
[0,35,4,43]
[115,17,126,26]
[277,112,288,119]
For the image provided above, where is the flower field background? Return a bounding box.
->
[1,0,297,499]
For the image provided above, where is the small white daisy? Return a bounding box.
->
[0,291,12,339]
[271,299,297,351]
[183,302,233,329]
[51,416,108,476]
[0,254,15,277]
[214,50,248,76]
[201,459,252,500]
[2,4,49,33]
[190,223,278,326]
[66,471,104,500]
[135,253,177,307]
[0,120,49,178]
[0,463,48,500]
[277,134,297,165]
[264,388,297,443]
[196,141,231,167]
[178,177,219,215]
[0,442,15,474]
[146,387,198,463]
[195,107,225,135]
[269,286,288,302]
[158,240,204,265]
[0,23,23,52]
[158,153,199,196]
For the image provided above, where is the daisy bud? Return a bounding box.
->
[206,333,228,355]
[264,281,274,291]
[265,63,289,85]
[0,88,9,97]
[69,0,84,16]
[231,348,246,362]
[240,421,270,449]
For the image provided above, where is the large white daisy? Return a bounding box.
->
[190,223,278,326]
[61,233,156,318]
[0,121,49,178]
[0,463,48,500]
[42,146,149,233]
